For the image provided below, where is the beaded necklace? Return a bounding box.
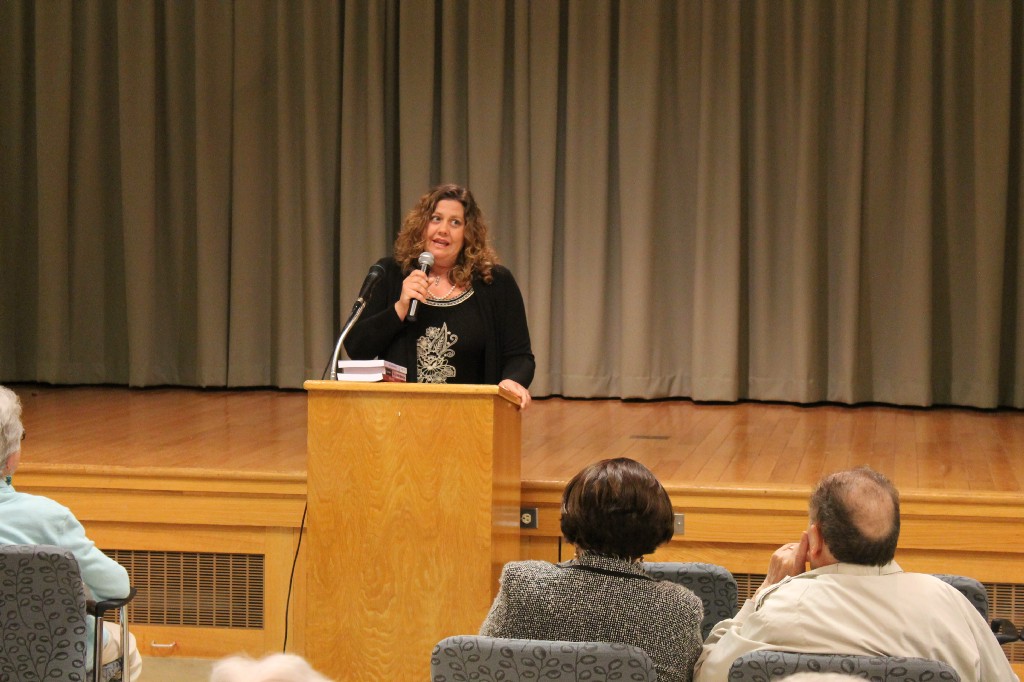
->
[428,275,458,301]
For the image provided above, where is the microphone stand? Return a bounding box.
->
[328,299,369,380]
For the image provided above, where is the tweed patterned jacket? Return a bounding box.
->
[480,553,704,682]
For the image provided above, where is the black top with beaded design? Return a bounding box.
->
[412,288,485,384]
[344,257,535,386]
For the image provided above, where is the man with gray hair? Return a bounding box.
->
[0,385,142,678]
[693,466,1017,682]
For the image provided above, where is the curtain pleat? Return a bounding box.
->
[1,0,1021,408]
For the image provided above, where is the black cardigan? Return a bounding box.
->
[343,257,535,386]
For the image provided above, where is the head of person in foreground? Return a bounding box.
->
[209,653,334,682]
[0,385,25,481]
[806,465,900,568]
[560,457,675,561]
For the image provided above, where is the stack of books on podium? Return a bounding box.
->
[336,359,407,382]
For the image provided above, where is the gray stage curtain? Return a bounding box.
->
[0,1,1021,408]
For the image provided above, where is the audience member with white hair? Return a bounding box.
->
[0,385,142,678]
[210,653,334,682]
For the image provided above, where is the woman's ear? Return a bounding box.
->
[1,449,19,479]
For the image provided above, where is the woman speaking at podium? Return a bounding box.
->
[343,184,535,409]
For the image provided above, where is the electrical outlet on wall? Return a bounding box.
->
[520,508,539,529]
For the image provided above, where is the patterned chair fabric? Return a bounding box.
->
[0,544,90,682]
[728,650,961,681]
[431,635,658,681]
[932,574,988,621]
[643,562,739,640]
[932,574,1021,645]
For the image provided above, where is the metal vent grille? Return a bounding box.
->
[105,549,265,629]
[735,573,1024,663]
[734,572,767,603]
[988,582,1024,662]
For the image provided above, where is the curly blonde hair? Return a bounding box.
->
[393,184,499,286]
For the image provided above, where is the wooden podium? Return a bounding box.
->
[302,380,522,681]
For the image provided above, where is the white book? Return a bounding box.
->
[336,360,407,382]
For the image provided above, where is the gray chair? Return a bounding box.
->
[933,573,1019,645]
[643,561,738,639]
[933,574,989,620]
[728,650,961,681]
[0,544,135,682]
[430,635,657,681]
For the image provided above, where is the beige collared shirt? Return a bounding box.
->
[693,561,1018,682]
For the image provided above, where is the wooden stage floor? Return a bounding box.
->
[12,382,1024,495]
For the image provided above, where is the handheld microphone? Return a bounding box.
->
[407,251,434,322]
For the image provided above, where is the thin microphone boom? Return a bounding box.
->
[328,263,386,380]
[407,251,434,322]
[350,263,385,315]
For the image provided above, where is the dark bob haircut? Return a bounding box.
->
[560,457,675,560]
